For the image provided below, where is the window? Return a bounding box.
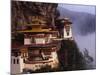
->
[67,32,69,36]
[65,26,69,31]
[24,53,26,57]
[24,38,31,45]
[35,38,45,44]
[22,53,27,57]
[22,53,24,57]
[17,59,19,64]
[11,58,12,64]
[13,59,15,64]
[31,38,35,43]
[23,59,25,63]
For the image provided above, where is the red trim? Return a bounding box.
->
[25,60,53,64]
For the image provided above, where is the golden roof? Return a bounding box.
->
[17,28,58,33]
[17,23,58,33]
[24,24,45,26]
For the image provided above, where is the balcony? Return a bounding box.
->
[29,40,60,49]
[25,57,53,64]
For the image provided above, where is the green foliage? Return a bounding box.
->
[57,40,91,71]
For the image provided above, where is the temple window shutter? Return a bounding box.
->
[67,32,69,36]
[17,59,19,64]
[13,59,15,64]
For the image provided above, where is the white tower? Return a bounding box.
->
[62,18,73,40]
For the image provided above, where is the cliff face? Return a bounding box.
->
[11,1,60,32]
[58,40,86,70]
